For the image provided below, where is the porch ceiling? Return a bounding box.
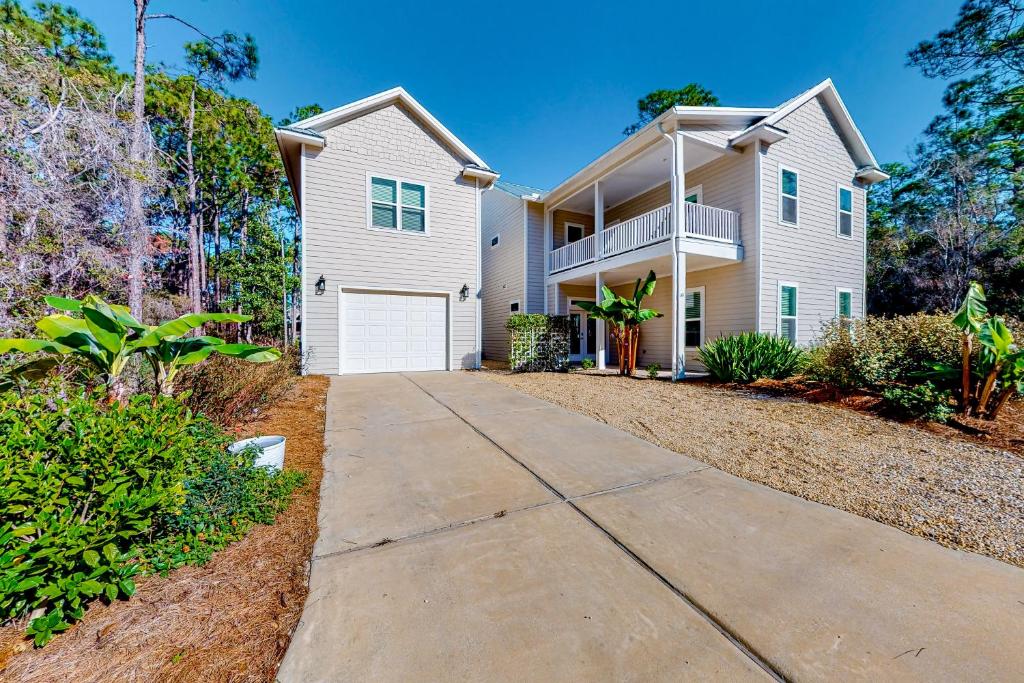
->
[555,252,735,288]
[556,138,724,214]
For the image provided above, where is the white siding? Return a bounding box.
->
[302,102,479,374]
[759,95,867,344]
[481,189,524,361]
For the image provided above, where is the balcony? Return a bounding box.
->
[548,203,740,274]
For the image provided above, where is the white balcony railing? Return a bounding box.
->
[548,202,740,273]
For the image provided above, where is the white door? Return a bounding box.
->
[341,291,448,373]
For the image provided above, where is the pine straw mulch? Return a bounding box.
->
[0,375,329,683]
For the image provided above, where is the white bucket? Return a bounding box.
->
[229,435,287,471]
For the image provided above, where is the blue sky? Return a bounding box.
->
[69,0,963,189]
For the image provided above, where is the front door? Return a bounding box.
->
[569,299,597,361]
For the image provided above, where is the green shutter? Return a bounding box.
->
[839,290,852,317]
[401,182,425,208]
[371,177,397,203]
[780,286,797,317]
[685,290,701,320]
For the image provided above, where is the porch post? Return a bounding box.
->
[595,271,606,369]
[594,181,604,259]
[671,126,687,380]
[543,208,553,313]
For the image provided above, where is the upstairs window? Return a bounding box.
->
[684,288,704,348]
[779,283,798,343]
[510,301,520,313]
[837,186,853,238]
[565,223,584,244]
[780,167,799,226]
[369,175,427,233]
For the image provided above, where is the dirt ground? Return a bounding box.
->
[479,369,1024,568]
[0,375,329,683]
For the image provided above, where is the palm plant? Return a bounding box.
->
[0,295,280,400]
[577,270,662,376]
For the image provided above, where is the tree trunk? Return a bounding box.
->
[126,0,151,318]
[240,189,250,258]
[186,79,201,315]
[959,334,973,414]
[212,199,221,310]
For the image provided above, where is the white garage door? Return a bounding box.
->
[341,291,448,373]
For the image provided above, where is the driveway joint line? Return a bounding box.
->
[401,373,787,682]
[566,467,713,502]
[311,499,563,562]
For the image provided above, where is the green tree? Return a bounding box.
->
[623,84,719,135]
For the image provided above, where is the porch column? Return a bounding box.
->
[670,126,687,380]
[594,181,604,259]
[595,271,606,369]
[543,208,553,313]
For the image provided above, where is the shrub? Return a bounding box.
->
[646,362,661,378]
[580,358,595,370]
[881,382,954,422]
[0,386,303,645]
[506,314,571,372]
[177,347,300,427]
[697,333,804,383]
[805,314,960,389]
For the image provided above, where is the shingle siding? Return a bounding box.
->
[759,95,866,344]
[302,102,479,374]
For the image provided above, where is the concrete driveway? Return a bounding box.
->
[279,372,1024,682]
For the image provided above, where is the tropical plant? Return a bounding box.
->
[933,282,1023,419]
[0,295,280,399]
[646,362,661,379]
[698,332,804,383]
[577,271,662,376]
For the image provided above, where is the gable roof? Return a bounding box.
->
[729,78,886,179]
[287,87,492,170]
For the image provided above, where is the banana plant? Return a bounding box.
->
[577,270,662,376]
[0,295,280,401]
[951,282,987,412]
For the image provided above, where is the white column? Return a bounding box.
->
[543,208,553,313]
[670,127,687,380]
[595,271,606,370]
[594,181,604,259]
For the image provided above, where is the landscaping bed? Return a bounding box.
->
[479,369,1024,568]
[0,375,328,682]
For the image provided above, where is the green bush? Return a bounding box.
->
[580,358,595,370]
[646,362,661,378]
[881,382,954,422]
[697,333,804,383]
[805,314,960,389]
[0,386,303,645]
[506,314,571,372]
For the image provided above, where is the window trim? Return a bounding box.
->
[365,172,430,236]
[778,280,799,343]
[835,287,853,319]
[779,165,800,227]
[491,234,500,248]
[564,221,585,245]
[684,285,705,349]
[509,300,520,313]
[836,184,854,239]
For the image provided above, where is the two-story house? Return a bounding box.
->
[482,79,888,377]
[276,88,498,375]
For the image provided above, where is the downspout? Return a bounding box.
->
[658,122,682,382]
[299,143,308,375]
[475,178,482,369]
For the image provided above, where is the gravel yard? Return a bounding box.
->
[478,369,1024,568]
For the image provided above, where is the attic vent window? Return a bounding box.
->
[491,235,500,248]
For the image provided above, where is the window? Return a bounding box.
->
[685,185,703,204]
[565,222,584,244]
[780,167,799,225]
[369,175,427,233]
[684,287,704,348]
[779,282,798,343]
[510,301,520,313]
[836,288,852,318]
[837,186,853,238]
[491,234,500,248]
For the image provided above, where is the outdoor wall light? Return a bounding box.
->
[459,284,470,301]
[315,275,326,295]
